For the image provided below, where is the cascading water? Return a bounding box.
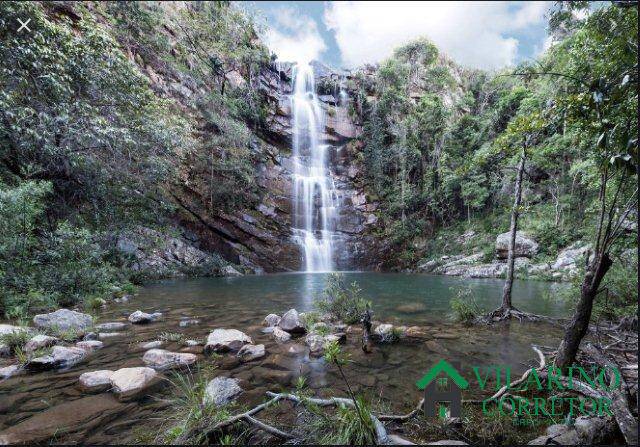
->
[289,62,338,272]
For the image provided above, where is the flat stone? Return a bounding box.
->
[24,335,58,353]
[204,329,253,353]
[26,346,86,371]
[79,370,114,392]
[32,309,93,333]
[141,340,164,350]
[279,309,305,333]
[94,322,127,331]
[179,319,200,327]
[272,326,291,343]
[0,394,125,444]
[203,377,243,406]
[110,367,159,401]
[76,340,104,351]
[0,364,22,380]
[142,349,197,370]
[263,314,281,327]
[98,332,127,339]
[236,344,265,362]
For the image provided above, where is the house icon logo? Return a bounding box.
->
[416,359,468,418]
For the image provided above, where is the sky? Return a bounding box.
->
[243,1,554,71]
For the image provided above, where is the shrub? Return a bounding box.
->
[315,274,371,324]
[0,328,31,354]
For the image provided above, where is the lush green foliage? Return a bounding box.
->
[449,287,482,324]
[315,274,371,324]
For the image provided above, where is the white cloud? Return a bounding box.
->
[324,1,550,70]
[263,7,327,63]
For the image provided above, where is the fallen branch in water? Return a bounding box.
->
[265,391,389,445]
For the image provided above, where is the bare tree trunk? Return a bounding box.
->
[500,145,526,310]
[554,253,612,370]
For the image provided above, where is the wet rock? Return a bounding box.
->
[495,231,538,259]
[0,394,125,444]
[272,326,291,343]
[142,349,197,370]
[127,310,160,324]
[95,322,127,331]
[279,308,305,333]
[24,335,58,353]
[203,377,243,406]
[237,344,265,362]
[374,324,395,341]
[110,367,159,401]
[263,314,281,327]
[0,364,22,380]
[79,370,114,392]
[204,329,253,353]
[76,340,104,351]
[261,326,275,334]
[184,339,201,347]
[26,346,87,370]
[83,332,98,341]
[252,367,293,387]
[426,441,467,445]
[417,259,439,272]
[221,265,243,277]
[305,334,326,356]
[32,309,93,333]
[325,332,346,344]
[141,340,164,350]
[179,319,200,327]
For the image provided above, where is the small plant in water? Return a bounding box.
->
[159,332,186,343]
[315,273,371,324]
[449,286,481,324]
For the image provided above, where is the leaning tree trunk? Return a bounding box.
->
[554,253,612,370]
[500,146,526,310]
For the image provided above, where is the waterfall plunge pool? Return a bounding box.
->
[0,273,571,443]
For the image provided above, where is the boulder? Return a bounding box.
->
[263,314,281,327]
[79,370,114,392]
[142,349,197,370]
[110,367,159,401]
[272,326,291,343]
[417,259,439,273]
[279,309,305,333]
[204,329,253,353]
[127,310,160,324]
[552,243,591,271]
[83,332,99,341]
[94,322,127,331]
[221,265,243,277]
[374,324,395,341]
[76,340,104,351]
[0,324,23,336]
[24,335,58,353]
[237,344,265,362]
[27,346,86,370]
[32,309,93,333]
[495,231,539,259]
[203,377,243,406]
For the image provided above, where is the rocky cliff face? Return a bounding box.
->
[164,61,376,273]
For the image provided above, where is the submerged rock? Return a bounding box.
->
[95,322,127,331]
[179,319,200,327]
[24,335,58,353]
[98,332,127,339]
[272,326,291,343]
[110,367,159,401]
[279,309,305,333]
[305,334,325,356]
[263,313,281,327]
[79,370,114,392]
[203,377,243,406]
[142,349,197,370]
[32,309,93,333]
[27,346,86,370]
[204,329,253,353]
[76,340,104,351]
[236,344,265,362]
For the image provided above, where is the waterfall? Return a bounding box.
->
[289,62,337,272]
